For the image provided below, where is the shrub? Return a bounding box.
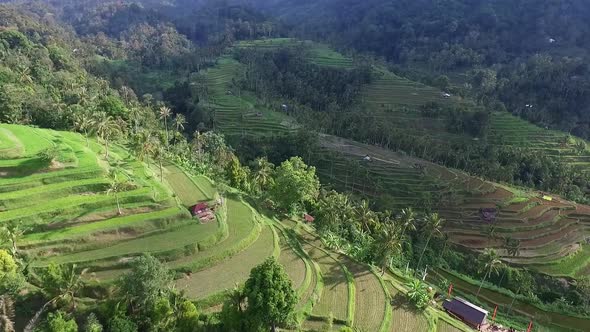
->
[108,316,138,332]
[46,311,78,332]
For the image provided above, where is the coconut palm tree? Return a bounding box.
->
[106,171,128,215]
[129,106,143,135]
[25,264,86,332]
[159,106,172,148]
[398,207,417,239]
[356,200,375,233]
[151,140,166,182]
[73,113,93,147]
[252,157,274,192]
[92,112,121,159]
[415,213,445,273]
[483,225,498,244]
[405,280,429,309]
[174,113,187,133]
[476,249,503,298]
[0,295,15,332]
[504,236,521,258]
[0,222,26,257]
[377,222,403,275]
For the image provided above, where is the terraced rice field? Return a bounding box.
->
[346,261,389,332]
[316,134,590,276]
[303,241,351,323]
[437,320,464,332]
[176,225,276,299]
[163,163,213,206]
[201,56,296,137]
[386,281,430,332]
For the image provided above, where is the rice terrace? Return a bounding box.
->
[1,124,471,331]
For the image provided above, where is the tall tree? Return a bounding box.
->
[376,221,402,275]
[415,213,445,273]
[398,208,417,239]
[356,200,376,233]
[270,157,320,212]
[118,254,173,313]
[243,257,297,332]
[73,112,93,147]
[476,249,503,298]
[25,264,85,332]
[159,106,172,149]
[92,112,121,159]
[174,113,186,133]
[251,157,275,193]
[106,171,129,215]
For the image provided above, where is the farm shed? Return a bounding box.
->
[443,297,488,330]
[479,208,497,222]
[303,213,315,223]
[191,202,209,216]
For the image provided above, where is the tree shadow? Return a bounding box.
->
[0,157,48,178]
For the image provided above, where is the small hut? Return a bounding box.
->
[191,202,209,216]
[190,202,215,223]
[303,213,315,224]
[443,297,488,330]
[479,208,497,223]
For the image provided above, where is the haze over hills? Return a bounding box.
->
[1,1,590,331]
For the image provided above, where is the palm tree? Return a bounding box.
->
[107,171,127,215]
[92,112,121,159]
[0,295,15,332]
[0,223,25,257]
[356,200,375,233]
[174,113,187,133]
[483,225,498,244]
[25,264,86,332]
[377,222,403,275]
[252,157,274,192]
[129,106,143,135]
[151,140,166,182]
[159,106,172,148]
[415,213,445,273]
[504,236,521,258]
[73,113,93,147]
[398,207,417,239]
[476,249,503,298]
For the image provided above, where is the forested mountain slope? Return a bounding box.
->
[251,0,590,140]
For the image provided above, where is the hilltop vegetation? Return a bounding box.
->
[253,0,590,140]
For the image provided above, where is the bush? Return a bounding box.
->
[84,313,104,332]
[46,311,78,332]
[108,316,138,332]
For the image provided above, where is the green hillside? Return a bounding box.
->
[196,39,590,278]
[1,123,478,331]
